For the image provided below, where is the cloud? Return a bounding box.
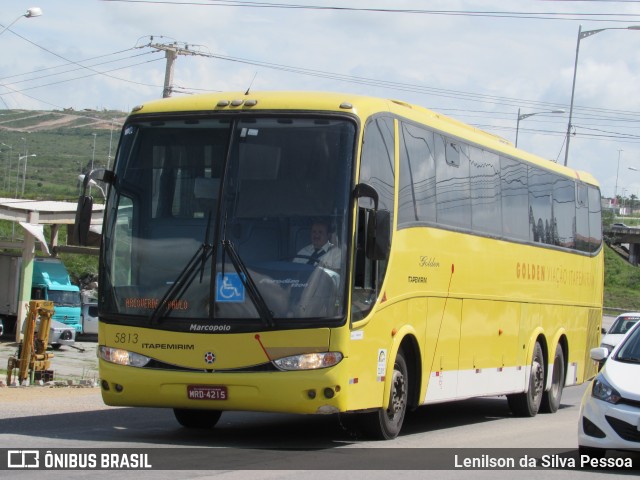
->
[2,0,640,196]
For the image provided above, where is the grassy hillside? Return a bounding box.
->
[604,244,640,313]
[0,109,126,201]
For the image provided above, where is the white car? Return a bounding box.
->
[22,318,76,350]
[600,312,640,352]
[48,319,76,350]
[81,303,99,335]
[578,320,640,458]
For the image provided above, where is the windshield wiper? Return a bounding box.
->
[221,238,275,328]
[149,212,215,325]
[149,243,214,325]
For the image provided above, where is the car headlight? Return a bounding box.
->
[591,374,622,404]
[273,352,343,371]
[99,346,151,367]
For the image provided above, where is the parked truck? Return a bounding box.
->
[0,255,83,336]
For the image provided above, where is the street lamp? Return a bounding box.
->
[614,149,623,202]
[563,24,640,166]
[16,154,36,197]
[107,118,118,169]
[629,167,640,212]
[90,133,97,195]
[0,7,42,36]
[515,108,565,147]
[0,142,12,191]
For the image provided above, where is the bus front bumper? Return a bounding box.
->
[99,359,348,415]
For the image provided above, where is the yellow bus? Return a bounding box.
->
[76,91,603,439]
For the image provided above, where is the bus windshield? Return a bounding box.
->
[101,115,355,330]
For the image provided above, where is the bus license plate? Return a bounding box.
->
[187,385,228,400]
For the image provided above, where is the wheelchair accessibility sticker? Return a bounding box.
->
[216,273,245,303]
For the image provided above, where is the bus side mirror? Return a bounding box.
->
[354,182,379,210]
[354,183,390,261]
[73,195,93,246]
[366,209,390,260]
[73,168,114,246]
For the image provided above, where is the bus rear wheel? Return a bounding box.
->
[173,408,222,429]
[508,341,545,417]
[540,343,565,413]
[360,351,408,440]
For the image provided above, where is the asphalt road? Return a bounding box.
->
[1,316,637,479]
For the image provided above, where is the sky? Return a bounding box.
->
[1,0,640,200]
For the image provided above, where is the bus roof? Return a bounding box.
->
[129,91,599,187]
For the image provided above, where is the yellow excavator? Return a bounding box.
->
[6,300,55,385]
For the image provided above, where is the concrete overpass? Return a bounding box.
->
[605,224,640,265]
[0,198,104,341]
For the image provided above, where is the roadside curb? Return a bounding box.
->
[0,379,99,388]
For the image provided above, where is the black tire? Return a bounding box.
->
[360,351,409,440]
[508,342,545,417]
[51,344,62,351]
[173,409,222,429]
[579,446,606,459]
[541,343,565,413]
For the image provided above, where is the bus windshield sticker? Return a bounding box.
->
[215,273,246,303]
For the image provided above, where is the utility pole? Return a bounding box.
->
[147,38,202,98]
[161,48,177,98]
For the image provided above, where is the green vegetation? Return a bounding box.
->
[604,244,640,313]
[0,109,125,201]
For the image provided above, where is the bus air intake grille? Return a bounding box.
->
[145,359,279,373]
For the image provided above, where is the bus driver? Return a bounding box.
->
[293,220,341,271]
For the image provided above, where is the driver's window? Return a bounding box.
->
[352,116,395,322]
[112,195,134,286]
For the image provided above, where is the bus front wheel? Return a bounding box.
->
[361,350,408,440]
[173,408,222,429]
[508,342,545,417]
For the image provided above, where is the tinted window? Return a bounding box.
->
[553,176,576,248]
[470,147,501,235]
[353,116,396,321]
[436,136,471,229]
[588,186,603,252]
[576,184,590,251]
[398,123,436,225]
[501,157,529,241]
[394,119,600,257]
[360,116,395,215]
[529,167,553,244]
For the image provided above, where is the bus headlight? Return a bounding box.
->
[273,352,343,371]
[99,346,151,367]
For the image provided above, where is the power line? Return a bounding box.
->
[0,47,142,82]
[0,50,161,87]
[98,0,640,23]
[0,57,165,96]
[136,36,640,147]
[177,46,640,120]
[3,28,165,90]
